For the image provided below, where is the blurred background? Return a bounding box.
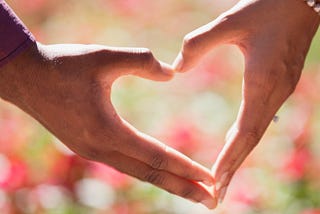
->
[1,0,320,213]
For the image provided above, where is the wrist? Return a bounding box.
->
[0,42,44,107]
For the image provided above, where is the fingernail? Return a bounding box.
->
[200,199,216,210]
[218,187,227,204]
[172,53,184,71]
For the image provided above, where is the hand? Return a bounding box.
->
[173,0,320,204]
[0,42,216,209]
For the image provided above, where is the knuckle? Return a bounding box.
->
[226,157,238,168]
[138,48,153,58]
[238,128,261,149]
[245,71,274,94]
[74,137,116,162]
[150,153,168,170]
[288,70,302,95]
[137,48,155,69]
[286,79,298,96]
[76,144,101,161]
[279,60,302,96]
[182,34,198,54]
[245,130,260,143]
[180,188,196,199]
[144,169,165,185]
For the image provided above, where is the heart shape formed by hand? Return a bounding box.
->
[3,0,318,211]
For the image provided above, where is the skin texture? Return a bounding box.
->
[173,0,320,205]
[0,43,216,209]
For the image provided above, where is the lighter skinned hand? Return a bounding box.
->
[0,43,216,209]
[173,0,320,205]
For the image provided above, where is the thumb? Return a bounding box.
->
[48,44,175,82]
[108,47,174,82]
[211,49,298,203]
[172,14,239,72]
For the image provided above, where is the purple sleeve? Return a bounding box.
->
[0,0,35,67]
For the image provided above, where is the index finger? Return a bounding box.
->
[91,109,217,208]
[102,151,217,209]
[173,14,241,72]
[117,119,215,186]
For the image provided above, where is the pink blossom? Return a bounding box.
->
[160,121,201,156]
[283,148,311,181]
[0,156,29,192]
[232,190,257,206]
[89,162,131,189]
[105,0,151,16]
[301,209,320,214]
[229,171,260,207]
[0,116,26,154]
[48,155,88,189]
[183,49,235,90]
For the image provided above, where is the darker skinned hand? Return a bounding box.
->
[0,43,216,209]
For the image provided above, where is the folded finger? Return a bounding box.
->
[105,47,175,81]
[113,119,215,187]
[103,151,217,209]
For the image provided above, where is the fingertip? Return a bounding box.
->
[200,198,218,210]
[218,186,227,204]
[172,51,198,73]
[139,60,174,82]
[159,61,175,77]
[194,163,215,186]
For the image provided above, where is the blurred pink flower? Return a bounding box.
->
[232,190,258,207]
[0,116,26,154]
[161,121,201,156]
[89,162,131,188]
[104,0,151,16]
[112,204,130,214]
[301,209,320,214]
[295,73,320,102]
[281,105,314,181]
[229,171,260,208]
[184,49,235,90]
[48,155,88,189]
[283,148,311,181]
[0,156,29,192]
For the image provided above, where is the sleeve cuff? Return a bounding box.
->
[0,0,36,67]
